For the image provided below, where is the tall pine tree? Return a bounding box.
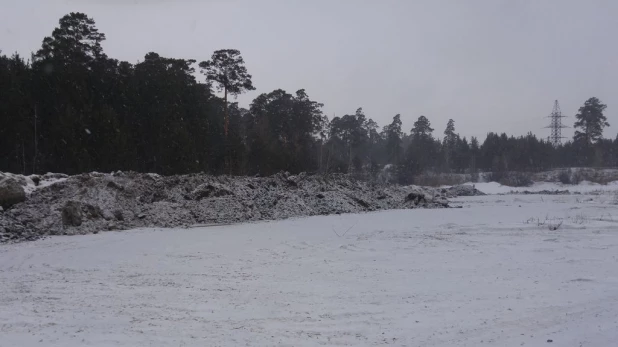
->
[573,97,609,145]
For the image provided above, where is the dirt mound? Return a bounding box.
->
[446,184,486,197]
[0,177,26,209]
[0,171,452,243]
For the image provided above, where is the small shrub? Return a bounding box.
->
[498,172,533,187]
[558,170,572,184]
[548,220,563,231]
[526,215,563,230]
[511,172,533,187]
[413,173,466,187]
[572,213,588,225]
[487,171,505,183]
[571,171,582,185]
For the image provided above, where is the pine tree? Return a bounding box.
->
[470,136,479,173]
[573,97,609,145]
[383,114,403,164]
[34,12,107,65]
[442,119,456,170]
[0,53,33,173]
[246,89,323,174]
[199,49,255,138]
[31,12,110,173]
[329,108,369,173]
[411,115,434,141]
[404,115,437,180]
[443,119,456,145]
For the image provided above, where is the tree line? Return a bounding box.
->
[1,13,615,183]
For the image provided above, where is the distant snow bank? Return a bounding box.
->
[469,180,618,195]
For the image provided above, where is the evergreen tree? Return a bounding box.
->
[404,115,437,181]
[246,89,323,174]
[468,136,480,178]
[573,97,609,145]
[199,49,255,138]
[0,53,33,173]
[442,119,456,170]
[31,12,110,173]
[443,119,456,145]
[329,108,369,173]
[383,114,403,164]
[411,115,434,141]
[35,12,106,65]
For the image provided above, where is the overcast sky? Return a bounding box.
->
[1,0,616,141]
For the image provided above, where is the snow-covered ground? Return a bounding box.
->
[1,193,618,346]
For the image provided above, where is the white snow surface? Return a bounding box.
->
[1,193,618,346]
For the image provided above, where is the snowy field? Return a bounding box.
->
[1,192,618,346]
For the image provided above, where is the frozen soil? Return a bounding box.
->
[0,171,454,243]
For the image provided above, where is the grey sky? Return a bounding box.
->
[2,0,616,141]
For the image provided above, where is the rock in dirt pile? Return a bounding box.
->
[0,171,467,243]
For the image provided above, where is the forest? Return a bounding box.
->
[1,13,615,183]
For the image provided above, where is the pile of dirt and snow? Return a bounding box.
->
[0,172,69,197]
[0,171,453,243]
[444,184,486,197]
[0,176,26,209]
